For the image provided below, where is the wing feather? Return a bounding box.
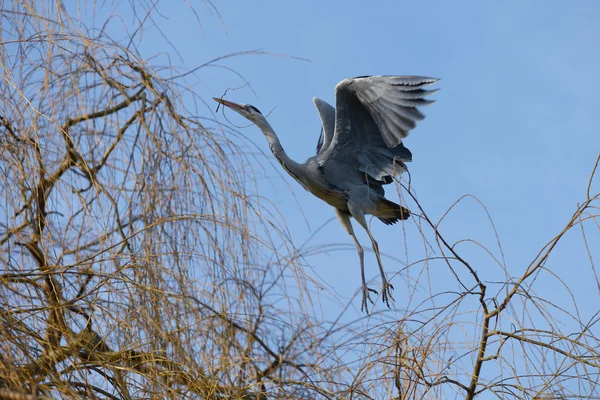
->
[353,76,438,147]
[318,75,438,185]
[312,97,335,155]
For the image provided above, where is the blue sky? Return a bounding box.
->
[96,0,600,393]
[142,0,600,312]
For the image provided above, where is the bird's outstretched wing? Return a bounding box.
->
[313,97,335,155]
[318,75,438,183]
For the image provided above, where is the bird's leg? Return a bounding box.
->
[366,232,395,308]
[335,209,377,313]
[351,231,379,313]
[347,203,395,309]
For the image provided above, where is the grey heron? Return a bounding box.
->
[214,75,438,312]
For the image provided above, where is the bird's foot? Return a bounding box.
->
[361,285,378,313]
[381,281,395,308]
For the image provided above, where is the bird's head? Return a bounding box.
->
[213,98,264,123]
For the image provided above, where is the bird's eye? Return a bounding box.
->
[248,105,262,115]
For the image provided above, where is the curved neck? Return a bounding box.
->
[254,118,305,183]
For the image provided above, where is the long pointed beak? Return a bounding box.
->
[213,97,244,112]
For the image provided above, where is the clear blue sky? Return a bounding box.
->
[100,0,600,390]
[134,0,600,313]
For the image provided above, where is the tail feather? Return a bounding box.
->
[376,198,410,225]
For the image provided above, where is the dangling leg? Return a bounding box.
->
[335,208,377,313]
[347,202,396,308]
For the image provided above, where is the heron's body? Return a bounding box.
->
[214,75,438,312]
[288,156,349,211]
[282,154,405,225]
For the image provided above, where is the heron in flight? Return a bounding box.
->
[214,75,438,312]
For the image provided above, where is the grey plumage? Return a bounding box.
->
[213,75,438,312]
[313,97,335,155]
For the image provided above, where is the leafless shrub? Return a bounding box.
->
[342,158,600,399]
[1,1,599,399]
[0,1,350,398]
